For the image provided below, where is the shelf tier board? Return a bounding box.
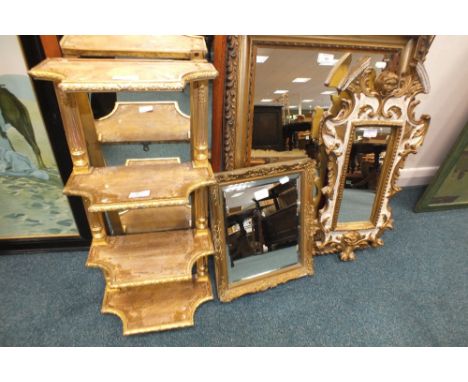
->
[102,277,213,335]
[96,101,190,143]
[64,162,215,212]
[61,35,207,60]
[29,58,218,92]
[88,229,213,288]
[120,205,191,234]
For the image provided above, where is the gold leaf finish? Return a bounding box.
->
[96,101,190,143]
[102,277,213,335]
[87,229,214,288]
[64,162,215,212]
[30,35,219,335]
[120,205,191,234]
[29,58,218,92]
[210,159,317,302]
[317,38,433,260]
[60,35,207,60]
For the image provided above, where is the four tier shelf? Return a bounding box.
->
[30,35,218,335]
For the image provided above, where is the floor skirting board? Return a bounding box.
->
[397,166,439,187]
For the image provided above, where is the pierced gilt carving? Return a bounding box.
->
[317,47,432,260]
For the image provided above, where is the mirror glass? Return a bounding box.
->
[221,174,301,283]
[252,46,391,164]
[338,126,393,223]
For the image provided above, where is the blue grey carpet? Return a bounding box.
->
[0,187,467,346]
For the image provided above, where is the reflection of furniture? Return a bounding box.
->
[226,207,263,266]
[284,121,311,150]
[262,204,299,251]
[347,140,387,189]
[254,181,299,250]
[252,106,284,150]
[29,36,217,335]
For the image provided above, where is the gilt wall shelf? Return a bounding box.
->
[29,35,218,335]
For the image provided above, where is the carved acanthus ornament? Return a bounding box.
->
[317,49,432,261]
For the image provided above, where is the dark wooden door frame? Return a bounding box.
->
[211,35,227,173]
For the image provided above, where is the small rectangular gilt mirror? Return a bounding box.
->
[209,159,317,302]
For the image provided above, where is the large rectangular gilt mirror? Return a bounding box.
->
[209,159,317,302]
[222,35,411,170]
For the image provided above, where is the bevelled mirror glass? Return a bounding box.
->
[222,174,300,283]
[337,125,394,226]
[210,159,316,302]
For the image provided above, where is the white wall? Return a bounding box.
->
[398,35,468,187]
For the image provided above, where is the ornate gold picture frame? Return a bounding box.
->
[209,159,318,302]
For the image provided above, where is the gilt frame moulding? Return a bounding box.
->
[220,35,432,171]
[316,49,432,261]
[209,159,319,302]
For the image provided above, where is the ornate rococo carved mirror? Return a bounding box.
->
[210,159,318,301]
[317,43,432,261]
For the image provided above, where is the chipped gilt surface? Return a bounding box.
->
[87,229,214,288]
[29,58,218,92]
[60,35,207,59]
[63,162,216,212]
[96,101,190,143]
[120,205,192,234]
[102,277,213,335]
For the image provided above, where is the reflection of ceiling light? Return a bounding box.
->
[302,99,314,103]
[292,77,311,83]
[375,61,387,69]
[231,192,244,198]
[279,176,290,184]
[289,105,298,109]
[321,90,335,95]
[260,98,273,102]
[317,53,338,66]
[274,89,288,94]
[224,182,253,193]
[242,270,274,280]
[254,188,269,201]
[256,55,269,63]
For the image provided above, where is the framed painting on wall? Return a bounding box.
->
[0,35,90,253]
[415,122,468,212]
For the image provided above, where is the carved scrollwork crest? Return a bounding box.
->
[317,48,432,261]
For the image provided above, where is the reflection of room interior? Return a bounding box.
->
[345,127,392,190]
[251,48,389,164]
[223,177,299,282]
[339,127,392,223]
